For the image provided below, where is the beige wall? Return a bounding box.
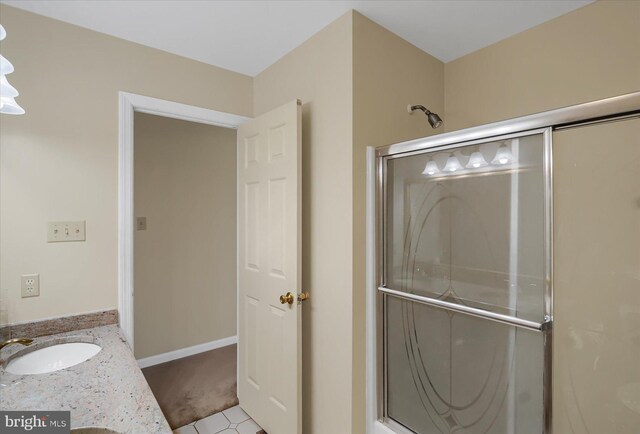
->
[2,1,639,432]
[253,11,354,434]
[0,5,252,325]
[253,12,445,433]
[133,113,237,359]
[351,12,444,433]
[444,0,640,131]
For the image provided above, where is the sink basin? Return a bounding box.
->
[5,342,101,375]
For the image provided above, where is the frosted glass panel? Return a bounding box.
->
[386,296,544,433]
[385,135,546,322]
[553,118,640,433]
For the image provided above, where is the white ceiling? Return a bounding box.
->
[1,0,592,76]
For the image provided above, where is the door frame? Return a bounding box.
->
[117,91,250,350]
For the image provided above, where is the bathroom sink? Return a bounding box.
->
[5,342,101,375]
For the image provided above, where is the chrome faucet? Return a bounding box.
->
[0,338,33,351]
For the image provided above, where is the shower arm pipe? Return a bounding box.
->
[409,104,433,115]
[378,286,551,332]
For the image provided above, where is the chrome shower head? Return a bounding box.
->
[426,112,443,129]
[408,104,443,129]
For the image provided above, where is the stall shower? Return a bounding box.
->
[373,96,640,434]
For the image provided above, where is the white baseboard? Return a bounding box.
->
[137,335,237,369]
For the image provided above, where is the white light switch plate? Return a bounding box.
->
[21,274,40,298]
[48,221,86,242]
[136,217,147,231]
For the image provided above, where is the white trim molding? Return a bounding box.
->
[366,146,380,433]
[374,421,405,434]
[118,91,250,350]
[137,336,238,369]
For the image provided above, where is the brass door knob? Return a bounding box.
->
[280,292,294,305]
[298,292,310,302]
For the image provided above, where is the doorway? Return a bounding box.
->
[133,112,239,428]
[119,93,304,434]
[117,92,250,347]
[117,93,251,430]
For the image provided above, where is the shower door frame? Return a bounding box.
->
[366,91,640,434]
[377,128,553,434]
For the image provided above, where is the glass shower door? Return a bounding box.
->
[380,130,552,433]
[553,118,640,433]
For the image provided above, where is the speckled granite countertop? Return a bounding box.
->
[0,325,171,434]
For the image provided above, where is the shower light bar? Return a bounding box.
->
[422,144,516,178]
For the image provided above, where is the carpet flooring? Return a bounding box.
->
[142,344,239,429]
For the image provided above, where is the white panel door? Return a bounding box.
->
[238,99,302,434]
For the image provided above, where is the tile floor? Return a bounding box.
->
[173,405,263,434]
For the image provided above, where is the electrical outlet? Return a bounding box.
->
[48,221,86,242]
[21,274,40,298]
